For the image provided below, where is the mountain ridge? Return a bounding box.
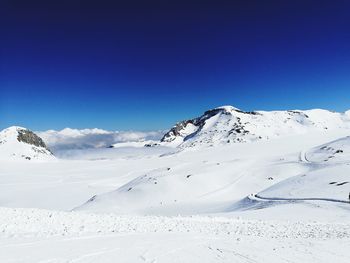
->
[161,106,350,148]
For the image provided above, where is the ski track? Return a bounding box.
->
[254,194,350,205]
[299,150,310,164]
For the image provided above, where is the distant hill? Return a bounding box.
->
[0,126,54,161]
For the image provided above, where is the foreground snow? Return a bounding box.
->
[3,207,350,238]
[1,206,350,263]
[3,233,349,263]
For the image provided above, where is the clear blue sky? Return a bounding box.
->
[1,0,350,131]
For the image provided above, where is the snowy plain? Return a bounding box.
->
[1,109,350,262]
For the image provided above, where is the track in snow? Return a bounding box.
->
[299,150,311,163]
[253,193,350,205]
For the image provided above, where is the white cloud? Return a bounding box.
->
[37,128,164,152]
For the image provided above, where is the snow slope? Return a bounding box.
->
[305,136,350,163]
[0,126,54,161]
[75,130,350,215]
[248,136,350,205]
[161,106,350,148]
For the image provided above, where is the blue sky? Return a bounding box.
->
[1,0,350,131]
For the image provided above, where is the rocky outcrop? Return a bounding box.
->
[17,128,50,150]
[161,120,195,142]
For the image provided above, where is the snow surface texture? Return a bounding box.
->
[1,106,350,262]
[0,126,54,161]
[161,106,350,148]
[2,207,350,262]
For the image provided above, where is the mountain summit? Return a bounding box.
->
[161,106,350,147]
[0,126,54,161]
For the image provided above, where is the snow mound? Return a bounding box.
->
[305,136,350,164]
[161,106,350,148]
[256,164,350,202]
[0,126,54,161]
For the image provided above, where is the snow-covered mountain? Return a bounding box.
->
[161,106,350,147]
[0,126,54,161]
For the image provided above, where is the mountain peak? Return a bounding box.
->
[214,105,240,112]
[4,126,27,132]
[161,107,350,148]
[0,126,53,161]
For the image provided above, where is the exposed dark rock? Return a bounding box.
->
[203,108,231,117]
[88,195,97,202]
[144,143,160,147]
[17,128,51,151]
[161,120,195,142]
[287,110,309,118]
[336,182,349,186]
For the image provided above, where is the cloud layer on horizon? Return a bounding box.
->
[37,128,164,152]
